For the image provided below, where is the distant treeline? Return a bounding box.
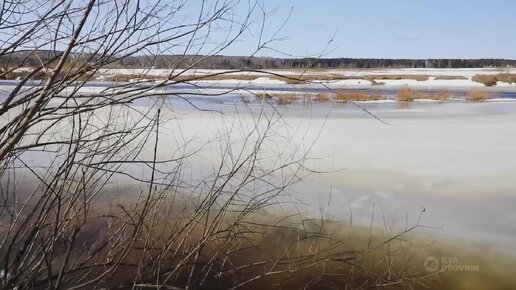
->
[2,50,516,69]
[120,55,516,69]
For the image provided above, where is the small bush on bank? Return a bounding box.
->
[471,74,498,86]
[397,87,415,102]
[466,89,492,102]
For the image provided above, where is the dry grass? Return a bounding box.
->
[103,73,344,84]
[397,87,415,102]
[276,94,302,105]
[466,89,492,102]
[255,92,273,100]
[1,60,94,81]
[278,74,430,85]
[104,73,144,82]
[434,75,468,80]
[101,73,420,85]
[276,74,345,84]
[0,69,48,80]
[397,88,450,102]
[496,73,516,84]
[472,74,498,86]
[431,90,451,101]
[2,69,480,86]
[367,74,430,82]
[313,93,331,102]
[416,90,450,101]
[471,73,516,86]
[335,90,384,102]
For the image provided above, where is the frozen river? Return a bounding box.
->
[2,81,516,255]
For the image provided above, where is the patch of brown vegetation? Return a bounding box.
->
[472,74,498,86]
[397,88,450,102]
[104,74,144,82]
[367,74,430,81]
[313,93,331,102]
[434,75,468,80]
[431,90,450,101]
[496,73,516,84]
[466,89,492,102]
[0,69,48,80]
[276,74,346,84]
[471,73,516,86]
[335,90,384,102]
[397,87,415,102]
[276,94,302,105]
[416,90,450,101]
[255,92,273,100]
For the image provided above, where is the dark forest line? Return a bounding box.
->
[2,50,516,69]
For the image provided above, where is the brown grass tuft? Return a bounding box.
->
[434,75,468,80]
[313,93,331,102]
[335,90,384,102]
[397,87,415,102]
[369,74,430,81]
[416,90,450,101]
[496,73,516,84]
[471,74,498,86]
[472,73,516,86]
[431,90,450,101]
[466,89,492,102]
[255,92,273,100]
[397,88,450,102]
[276,94,301,105]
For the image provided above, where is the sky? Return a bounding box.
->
[225,0,516,59]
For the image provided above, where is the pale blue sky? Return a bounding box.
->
[225,0,516,59]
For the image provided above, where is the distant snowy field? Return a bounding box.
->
[96,67,516,88]
[10,67,516,89]
[90,67,516,77]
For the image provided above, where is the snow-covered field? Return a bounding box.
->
[90,67,516,77]
[11,67,516,89]
[125,67,516,89]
